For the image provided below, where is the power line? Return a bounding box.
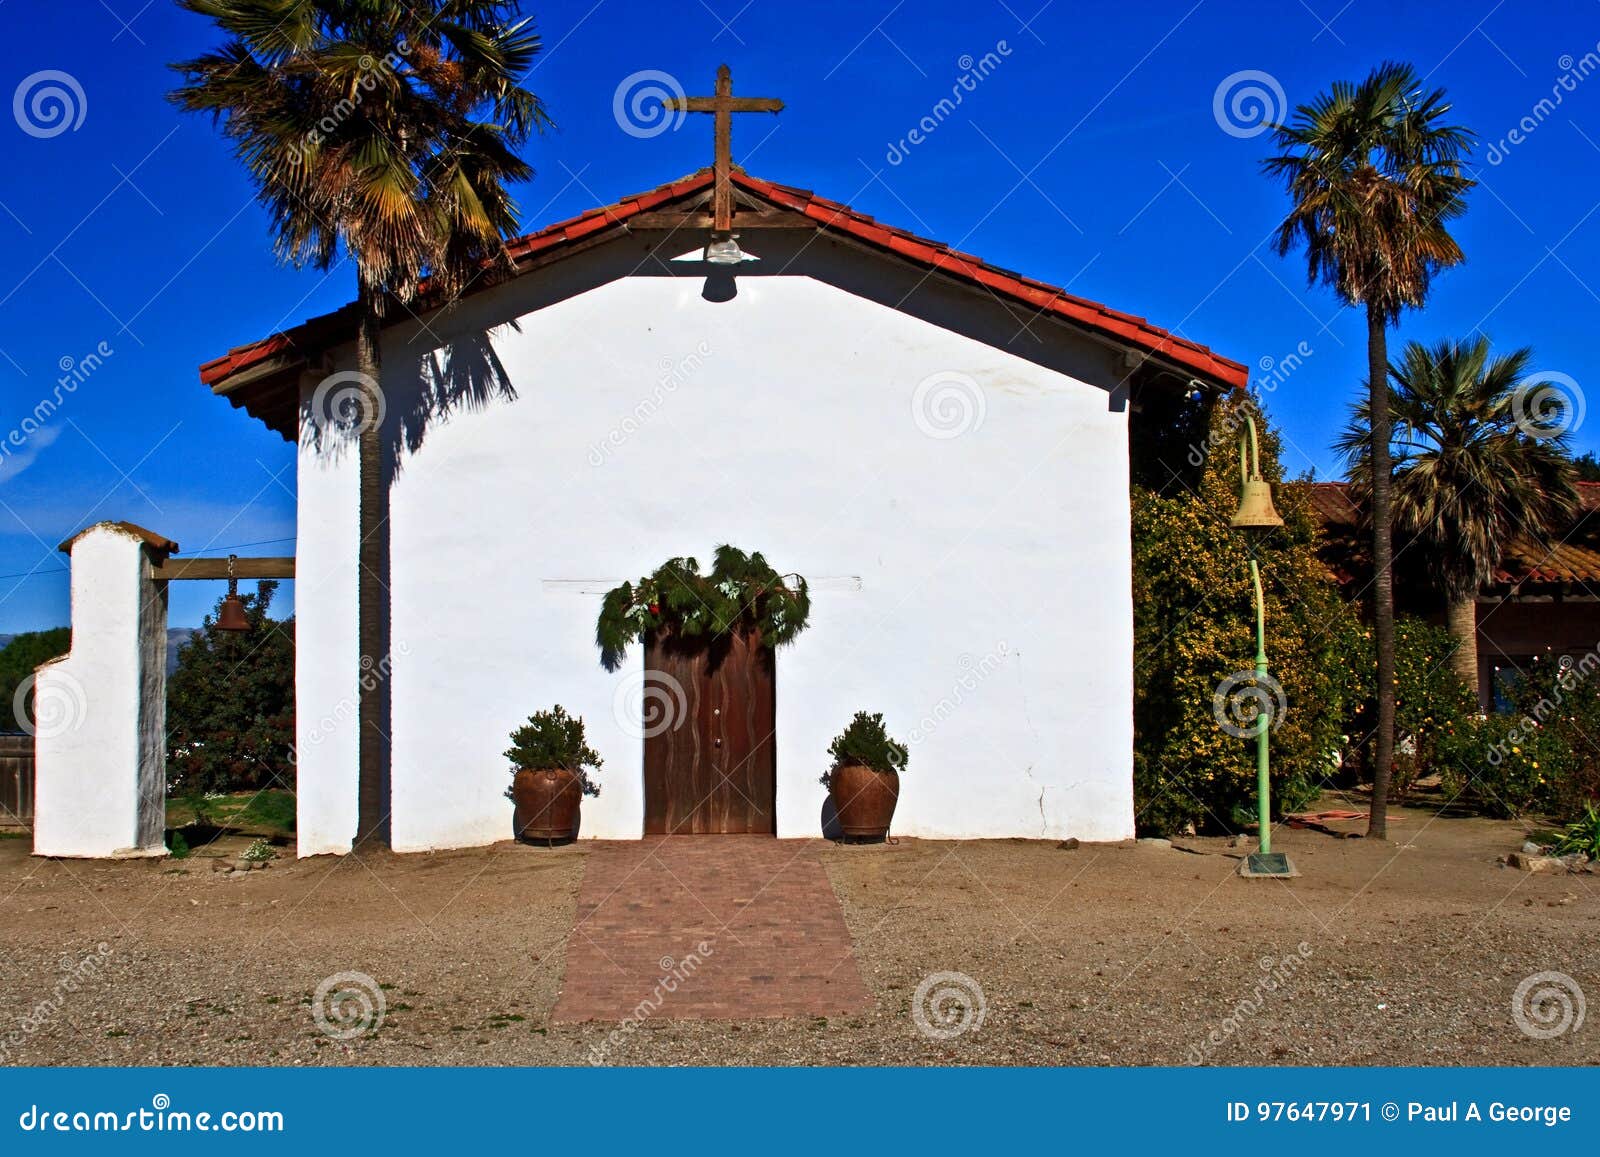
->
[0,565,67,583]
[181,536,298,557]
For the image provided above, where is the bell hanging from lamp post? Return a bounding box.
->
[217,553,250,633]
[1229,413,1294,879]
[1230,424,1284,530]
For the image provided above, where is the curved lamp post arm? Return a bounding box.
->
[1239,414,1272,856]
[1239,412,1263,491]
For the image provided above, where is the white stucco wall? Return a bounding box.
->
[293,409,362,855]
[290,231,1136,852]
[32,524,168,858]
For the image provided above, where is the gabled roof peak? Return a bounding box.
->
[200,168,1247,438]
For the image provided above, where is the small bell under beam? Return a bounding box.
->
[217,595,250,632]
[217,554,250,632]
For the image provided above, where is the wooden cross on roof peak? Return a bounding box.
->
[664,65,783,234]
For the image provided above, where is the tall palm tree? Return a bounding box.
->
[172,0,550,847]
[1338,337,1579,699]
[1264,61,1474,839]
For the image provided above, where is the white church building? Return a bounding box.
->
[34,165,1246,859]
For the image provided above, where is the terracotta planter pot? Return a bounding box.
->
[829,762,899,840]
[512,768,582,842]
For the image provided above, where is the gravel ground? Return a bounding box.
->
[0,803,1594,1066]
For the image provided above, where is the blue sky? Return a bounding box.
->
[1,0,1597,630]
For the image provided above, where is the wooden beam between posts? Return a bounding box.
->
[150,557,296,581]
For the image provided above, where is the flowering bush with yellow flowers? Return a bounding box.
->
[1336,616,1477,797]
[1435,655,1600,820]
[1133,398,1362,836]
[1435,713,1564,818]
[1510,657,1600,821]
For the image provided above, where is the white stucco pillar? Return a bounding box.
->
[32,522,174,858]
[294,382,361,857]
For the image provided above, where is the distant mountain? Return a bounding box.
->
[166,628,197,674]
[0,635,11,652]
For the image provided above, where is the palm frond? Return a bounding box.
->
[1344,336,1581,600]
[170,0,548,302]
[1262,60,1474,319]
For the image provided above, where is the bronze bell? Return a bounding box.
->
[216,553,251,632]
[217,593,250,632]
[1230,477,1285,529]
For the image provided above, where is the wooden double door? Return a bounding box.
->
[642,629,776,835]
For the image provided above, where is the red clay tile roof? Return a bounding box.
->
[200,168,1249,435]
[1306,480,1600,588]
[731,171,1248,388]
[1305,480,1361,530]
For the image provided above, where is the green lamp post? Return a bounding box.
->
[1229,415,1296,878]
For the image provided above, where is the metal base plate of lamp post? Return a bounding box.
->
[1229,413,1298,880]
[1239,851,1299,878]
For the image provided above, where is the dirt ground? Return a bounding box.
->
[0,801,1595,1066]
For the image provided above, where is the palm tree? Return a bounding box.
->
[172,0,550,847]
[1264,62,1474,839]
[1338,337,1579,699]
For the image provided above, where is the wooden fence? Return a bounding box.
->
[0,732,34,827]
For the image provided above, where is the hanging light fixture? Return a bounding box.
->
[703,233,745,265]
[217,553,250,632]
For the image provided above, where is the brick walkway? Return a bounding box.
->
[552,837,873,1022]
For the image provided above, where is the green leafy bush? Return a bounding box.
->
[1429,647,1600,820]
[504,706,602,797]
[822,712,907,782]
[1550,805,1600,858]
[0,628,71,732]
[1514,657,1600,821]
[597,545,809,670]
[1132,400,1362,835]
[1434,713,1563,818]
[166,583,294,795]
[1339,616,1477,797]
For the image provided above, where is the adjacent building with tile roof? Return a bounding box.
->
[1307,480,1600,707]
